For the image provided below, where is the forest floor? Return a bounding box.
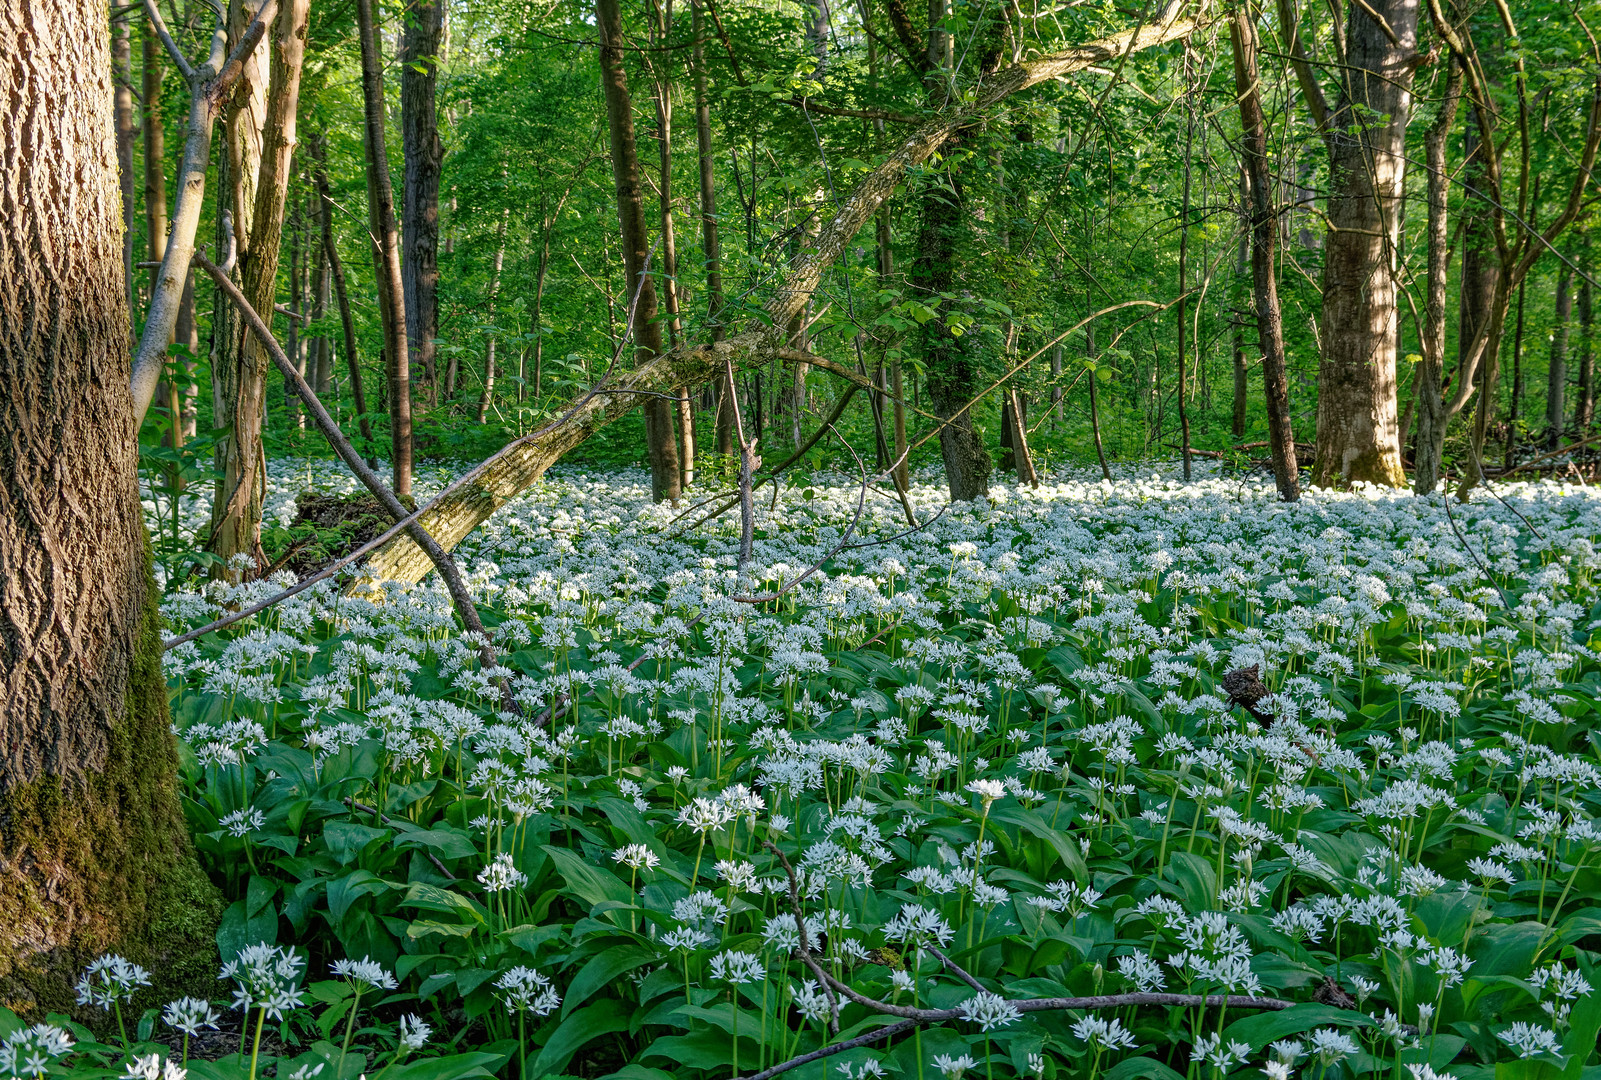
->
[123,460,1601,1080]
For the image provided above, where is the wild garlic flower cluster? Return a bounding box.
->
[151,461,1601,1079]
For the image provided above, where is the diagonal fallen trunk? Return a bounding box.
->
[359,6,1208,585]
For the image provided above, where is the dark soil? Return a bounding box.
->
[272,492,411,580]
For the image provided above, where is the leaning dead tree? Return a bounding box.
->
[359,3,1209,584]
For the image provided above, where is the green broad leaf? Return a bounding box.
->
[990,805,1087,882]
[323,821,389,866]
[400,882,488,925]
[563,943,660,1016]
[532,999,632,1077]
[407,919,478,940]
[1104,1056,1189,1080]
[386,1051,507,1080]
[392,823,478,861]
[327,870,393,925]
[1223,1003,1375,1051]
[541,844,633,909]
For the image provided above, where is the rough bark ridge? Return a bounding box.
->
[360,8,1207,583]
[0,0,217,1011]
[401,0,445,401]
[1310,0,1419,488]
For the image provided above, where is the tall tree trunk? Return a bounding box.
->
[1310,0,1420,488]
[692,0,734,458]
[114,19,135,335]
[1546,263,1574,446]
[1505,279,1526,468]
[1456,102,1506,488]
[311,194,333,394]
[478,211,509,423]
[313,139,375,456]
[210,0,302,574]
[913,156,992,500]
[691,39,729,452]
[1231,164,1250,439]
[401,0,444,404]
[648,7,693,489]
[598,0,680,502]
[142,25,168,297]
[0,0,216,1006]
[1580,237,1595,430]
[1411,60,1463,494]
[1232,4,1298,501]
[357,0,413,496]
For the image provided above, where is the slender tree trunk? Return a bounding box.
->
[210,0,308,573]
[598,0,680,502]
[401,0,444,404]
[357,0,412,496]
[648,9,693,488]
[313,139,377,456]
[0,0,216,1006]
[176,269,199,439]
[1233,3,1298,501]
[1580,236,1595,430]
[1411,60,1463,494]
[1506,279,1526,468]
[692,0,734,459]
[310,192,333,395]
[142,26,168,298]
[1546,263,1574,446]
[1231,166,1250,439]
[1176,66,1194,481]
[1310,0,1420,488]
[114,19,136,336]
[1457,103,1506,489]
[478,211,509,423]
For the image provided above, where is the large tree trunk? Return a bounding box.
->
[1232,5,1298,501]
[1546,263,1574,446]
[401,0,445,403]
[357,0,413,496]
[598,0,680,503]
[0,0,216,1008]
[1455,103,1507,489]
[209,0,312,572]
[1411,60,1463,494]
[359,10,1205,582]
[1310,0,1420,488]
[310,192,333,395]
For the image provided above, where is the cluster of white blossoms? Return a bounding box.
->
[148,460,1601,1080]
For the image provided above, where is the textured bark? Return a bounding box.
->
[1455,102,1506,488]
[209,0,312,572]
[357,0,412,495]
[1411,61,1463,495]
[360,10,1206,582]
[400,0,444,401]
[1232,6,1297,501]
[0,0,217,1008]
[1546,264,1574,446]
[1310,0,1420,488]
[598,0,680,502]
